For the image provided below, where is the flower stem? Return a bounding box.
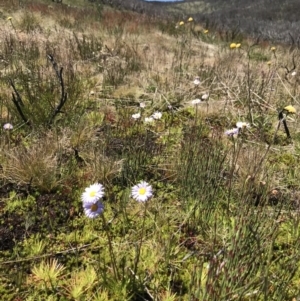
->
[101,214,119,280]
[133,202,148,277]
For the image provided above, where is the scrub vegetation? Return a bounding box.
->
[1,0,300,300]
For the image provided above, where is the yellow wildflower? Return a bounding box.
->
[271,46,276,51]
[283,105,296,114]
[188,17,193,22]
[179,21,184,26]
[7,16,12,21]
[230,43,237,49]
[236,43,241,48]
[204,29,209,34]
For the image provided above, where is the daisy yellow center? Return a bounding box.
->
[138,187,146,195]
[89,190,96,197]
[91,203,98,212]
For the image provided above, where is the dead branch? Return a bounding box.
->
[9,78,31,127]
[47,54,68,127]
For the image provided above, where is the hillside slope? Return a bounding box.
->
[104,0,300,44]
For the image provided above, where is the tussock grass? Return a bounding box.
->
[1,1,300,300]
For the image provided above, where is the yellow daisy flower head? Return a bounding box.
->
[81,183,105,203]
[191,98,201,105]
[225,128,239,137]
[83,200,104,218]
[283,105,296,114]
[236,121,250,129]
[230,43,237,49]
[152,111,162,120]
[3,123,13,130]
[267,61,272,65]
[7,16,12,21]
[179,21,184,26]
[271,46,276,51]
[132,112,141,120]
[131,181,153,202]
[203,29,209,34]
[188,17,193,22]
[236,43,241,48]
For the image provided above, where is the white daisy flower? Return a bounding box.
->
[201,93,209,100]
[191,98,201,105]
[236,121,250,129]
[132,113,141,120]
[145,117,154,123]
[225,128,239,137]
[193,77,201,85]
[83,200,104,218]
[131,181,153,202]
[291,71,297,76]
[140,102,146,108]
[152,112,162,120]
[81,183,104,203]
[3,123,13,130]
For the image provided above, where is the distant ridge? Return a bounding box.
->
[103,0,300,44]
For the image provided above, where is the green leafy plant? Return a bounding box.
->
[31,259,66,290]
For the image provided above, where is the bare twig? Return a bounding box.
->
[9,78,31,127]
[278,111,291,139]
[47,54,68,127]
[0,243,94,265]
[283,52,297,83]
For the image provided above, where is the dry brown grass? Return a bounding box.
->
[0,0,300,195]
[1,132,65,192]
